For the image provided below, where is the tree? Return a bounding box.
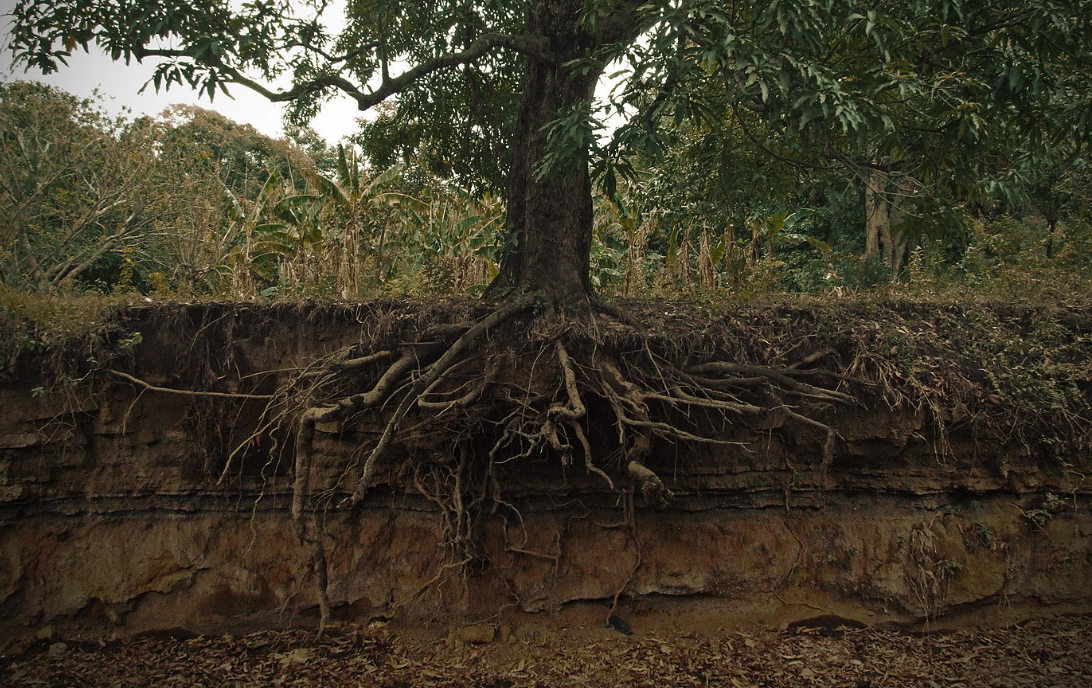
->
[11,1,1092,627]
[597,2,1092,283]
[121,104,324,296]
[155,104,315,200]
[11,0,1092,305]
[0,82,159,291]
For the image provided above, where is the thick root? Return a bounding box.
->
[279,299,859,618]
[626,460,673,508]
[343,295,535,507]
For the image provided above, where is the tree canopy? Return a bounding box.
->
[10,0,1092,305]
[0,81,160,290]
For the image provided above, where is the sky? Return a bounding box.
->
[0,0,363,143]
[0,1,626,145]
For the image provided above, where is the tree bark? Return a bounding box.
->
[864,171,887,262]
[486,0,608,310]
[864,171,908,277]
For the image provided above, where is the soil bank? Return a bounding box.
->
[1,298,1089,647]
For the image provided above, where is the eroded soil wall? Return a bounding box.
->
[1,302,1089,642]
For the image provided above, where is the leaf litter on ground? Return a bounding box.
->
[2,615,1091,687]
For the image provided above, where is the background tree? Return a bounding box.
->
[156,104,315,199]
[605,1,1091,283]
[139,104,321,295]
[0,82,158,291]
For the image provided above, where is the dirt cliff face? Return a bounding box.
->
[1,300,1090,644]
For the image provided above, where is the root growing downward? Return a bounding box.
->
[281,297,858,630]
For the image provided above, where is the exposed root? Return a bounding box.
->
[686,362,857,406]
[283,297,535,627]
[106,369,276,400]
[551,341,586,421]
[570,420,614,491]
[329,350,394,371]
[342,295,535,507]
[275,297,861,623]
[417,359,493,412]
[294,516,332,634]
[608,489,642,619]
[626,460,673,509]
[907,516,958,623]
[289,346,438,632]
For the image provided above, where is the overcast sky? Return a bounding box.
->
[0,0,362,143]
[1,1,627,146]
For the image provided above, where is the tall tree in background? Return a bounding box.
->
[156,104,317,199]
[0,82,159,291]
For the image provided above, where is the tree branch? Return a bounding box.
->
[137,33,553,112]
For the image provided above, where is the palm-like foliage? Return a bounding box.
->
[309,145,426,296]
[411,186,504,293]
[218,169,289,296]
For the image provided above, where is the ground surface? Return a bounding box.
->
[3,615,1089,687]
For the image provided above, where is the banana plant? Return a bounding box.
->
[750,209,831,259]
[250,191,327,287]
[413,186,505,293]
[309,144,426,293]
[219,168,287,295]
[215,166,326,294]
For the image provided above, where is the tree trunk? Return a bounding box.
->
[864,171,908,277]
[885,187,908,275]
[864,171,887,262]
[486,0,605,311]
